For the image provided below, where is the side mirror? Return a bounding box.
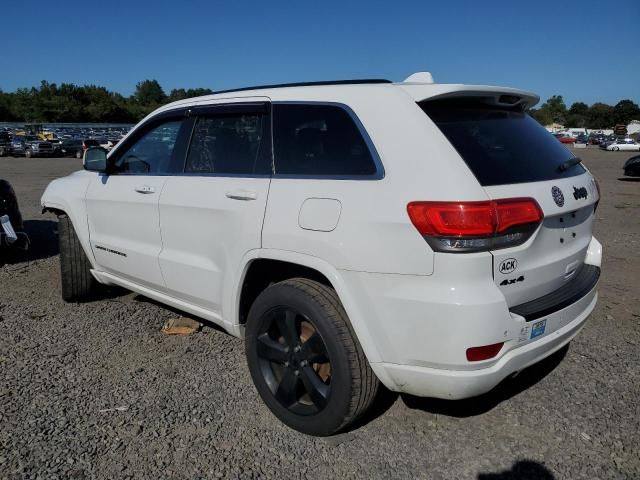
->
[83,147,109,173]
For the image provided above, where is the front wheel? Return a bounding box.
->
[75,150,82,159]
[25,149,33,158]
[245,278,379,436]
[58,215,97,301]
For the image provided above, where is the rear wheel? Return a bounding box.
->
[245,278,379,436]
[75,150,82,159]
[58,215,96,301]
[0,146,5,156]
[25,149,33,158]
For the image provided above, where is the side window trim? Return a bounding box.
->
[271,101,385,180]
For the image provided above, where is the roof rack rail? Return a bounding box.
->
[212,79,392,95]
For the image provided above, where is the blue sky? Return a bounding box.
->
[3,0,639,106]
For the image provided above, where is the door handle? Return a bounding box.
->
[226,190,257,201]
[134,185,155,194]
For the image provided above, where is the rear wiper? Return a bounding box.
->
[558,157,582,172]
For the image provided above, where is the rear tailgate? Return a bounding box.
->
[419,95,599,308]
[484,174,598,306]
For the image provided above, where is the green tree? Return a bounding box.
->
[586,103,615,129]
[167,87,213,103]
[613,99,640,125]
[134,79,166,106]
[534,95,567,125]
[565,102,589,127]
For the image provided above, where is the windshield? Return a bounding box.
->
[420,99,586,186]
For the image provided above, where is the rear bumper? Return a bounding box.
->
[342,236,602,399]
[378,289,596,399]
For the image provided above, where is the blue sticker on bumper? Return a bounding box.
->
[530,319,547,339]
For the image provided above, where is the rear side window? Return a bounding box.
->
[185,113,266,175]
[273,104,378,177]
[420,100,586,186]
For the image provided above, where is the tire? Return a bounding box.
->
[614,147,619,151]
[58,215,96,302]
[245,278,379,436]
[0,146,5,156]
[25,149,32,158]
[76,150,82,159]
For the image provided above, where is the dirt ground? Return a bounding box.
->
[0,148,638,479]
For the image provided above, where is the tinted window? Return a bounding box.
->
[420,100,586,186]
[185,114,265,174]
[84,139,99,147]
[273,104,377,176]
[114,120,183,174]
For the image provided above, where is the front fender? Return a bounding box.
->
[41,170,95,265]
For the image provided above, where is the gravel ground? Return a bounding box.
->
[0,148,638,479]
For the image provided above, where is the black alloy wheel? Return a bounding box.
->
[245,278,379,436]
[256,306,332,415]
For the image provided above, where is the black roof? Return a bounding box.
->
[212,79,392,95]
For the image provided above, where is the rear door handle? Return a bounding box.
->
[134,185,155,194]
[226,190,257,201]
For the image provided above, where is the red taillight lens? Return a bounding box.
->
[494,198,544,233]
[407,198,543,253]
[466,342,504,362]
[407,201,496,236]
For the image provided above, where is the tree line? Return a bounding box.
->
[1,80,639,128]
[530,95,640,129]
[0,80,212,124]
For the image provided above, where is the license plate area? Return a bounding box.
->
[518,318,549,344]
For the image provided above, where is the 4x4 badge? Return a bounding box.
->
[551,186,564,207]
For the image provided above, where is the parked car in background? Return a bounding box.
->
[0,131,11,156]
[606,139,640,152]
[554,133,577,144]
[0,179,29,251]
[576,134,589,144]
[24,139,55,158]
[57,139,84,157]
[623,155,640,177]
[99,139,119,151]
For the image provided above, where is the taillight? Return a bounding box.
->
[407,198,543,253]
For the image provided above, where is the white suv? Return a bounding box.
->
[41,73,602,436]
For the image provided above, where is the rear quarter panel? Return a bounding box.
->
[262,87,490,275]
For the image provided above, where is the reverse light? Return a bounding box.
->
[407,198,543,253]
[466,342,504,362]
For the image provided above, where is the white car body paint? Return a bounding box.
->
[41,78,601,399]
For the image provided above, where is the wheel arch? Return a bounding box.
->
[41,199,95,268]
[232,249,385,367]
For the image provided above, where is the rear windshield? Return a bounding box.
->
[420,100,586,186]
